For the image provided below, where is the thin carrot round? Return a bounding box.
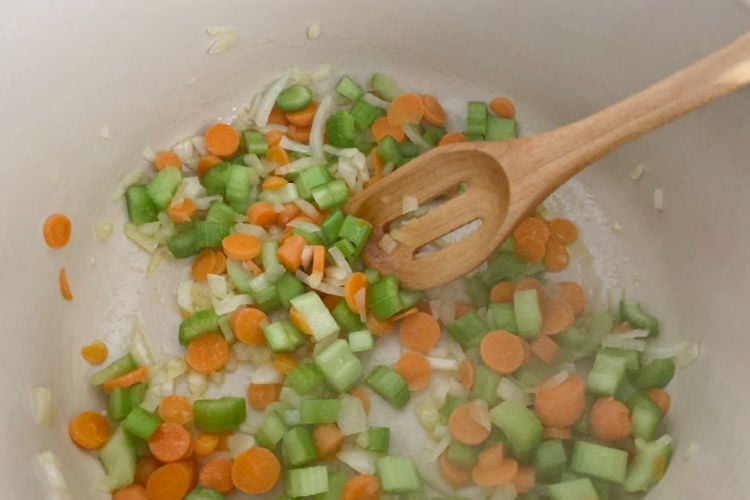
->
[448,401,491,445]
[437,452,470,488]
[371,116,405,143]
[542,426,572,441]
[148,423,194,463]
[167,198,196,223]
[43,213,71,248]
[512,466,536,494]
[557,281,586,315]
[391,306,419,322]
[103,366,148,392]
[543,241,570,272]
[387,93,425,126]
[490,281,516,303]
[473,458,518,487]
[340,474,381,500]
[266,145,290,166]
[512,216,550,244]
[231,447,281,494]
[349,387,371,414]
[80,340,108,365]
[476,443,504,470]
[421,94,447,126]
[264,129,284,148]
[186,333,230,374]
[393,351,432,391]
[246,383,282,410]
[312,423,343,459]
[548,218,578,245]
[398,311,440,353]
[194,433,220,457]
[267,106,287,125]
[646,388,672,415]
[489,96,516,119]
[286,102,318,127]
[246,201,277,227]
[204,123,240,157]
[158,395,194,425]
[68,411,111,450]
[197,154,222,177]
[589,397,632,442]
[457,359,475,391]
[58,267,73,301]
[146,461,196,500]
[480,330,526,374]
[366,311,394,337]
[344,272,369,314]
[191,249,227,282]
[438,132,467,145]
[286,125,311,143]
[513,235,546,263]
[199,457,234,494]
[221,233,262,261]
[533,373,586,428]
[230,307,269,345]
[540,298,575,335]
[154,151,183,171]
[113,483,148,500]
[530,335,560,365]
[277,203,301,226]
[134,456,161,486]
[276,234,306,272]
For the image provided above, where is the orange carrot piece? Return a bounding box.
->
[448,401,491,445]
[264,129,284,147]
[371,116,405,143]
[273,353,298,374]
[489,96,516,119]
[68,411,111,450]
[349,387,371,414]
[513,466,536,494]
[340,474,382,500]
[246,201,277,227]
[534,373,586,427]
[480,330,526,374]
[146,461,196,500]
[647,388,672,416]
[387,93,425,126]
[286,125,311,143]
[58,267,73,301]
[246,383,282,410]
[266,145,290,166]
[437,452,470,488]
[454,303,476,319]
[557,281,586,315]
[113,483,148,500]
[530,335,561,365]
[490,281,516,303]
[80,340,108,365]
[512,217,550,244]
[204,123,240,157]
[167,198,196,223]
[540,298,575,335]
[589,397,632,442]
[267,106,287,125]
[398,311,440,353]
[472,444,518,486]
[548,218,578,245]
[158,396,193,425]
[276,234,306,272]
[393,351,432,391]
[231,447,281,494]
[438,131,467,145]
[194,433,220,457]
[514,277,546,296]
[43,213,71,248]
[221,233,262,261]
[103,366,149,392]
[199,457,234,494]
[344,272,369,314]
[230,307,269,345]
[513,235,547,263]
[313,423,343,459]
[154,151,183,171]
[276,203,301,226]
[390,306,419,322]
[457,359,476,391]
[197,154,222,177]
[310,244,326,277]
[191,249,227,282]
[134,456,161,486]
[186,333,230,374]
[148,423,194,463]
[544,241,570,272]
[542,426,572,441]
[286,102,318,127]
[421,94,447,126]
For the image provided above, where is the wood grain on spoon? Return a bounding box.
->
[346,31,750,290]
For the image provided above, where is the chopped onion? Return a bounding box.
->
[337,445,377,474]
[227,433,256,459]
[233,343,272,364]
[94,222,113,241]
[279,136,312,155]
[277,156,320,176]
[382,161,396,175]
[32,386,53,427]
[252,363,283,384]
[378,234,398,254]
[194,194,223,210]
[426,357,459,371]
[208,371,225,386]
[362,93,390,109]
[601,335,647,351]
[225,353,239,372]
[469,400,491,431]
[355,288,367,323]
[539,370,569,390]
[188,371,208,396]
[98,124,111,139]
[142,145,157,162]
[497,378,533,405]
[294,199,320,220]
[296,270,345,296]
[301,245,314,270]
[279,386,303,407]
[489,484,518,500]
[643,340,700,368]
[233,223,269,239]
[130,324,154,367]
[337,395,368,436]
[172,138,194,162]
[254,73,291,127]
[653,188,665,211]
[36,451,72,498]
[310,94,335,159]
[191,136,207,156]
[328,247,353,275]
[177,279,194,312]
[124,222,159,254]
[287,220,321,234]
[402,124,432,151]
[306,23,321,40]
[337,157,358,188]
[414,397,441,433]
[207,274,228,298]
[289,64,332,85]
[608,286,624,314]
[325,266,348,282]
[213,294,253,316]
[423,429,453,463]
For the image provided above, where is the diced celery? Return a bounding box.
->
[365,365,410,409]
[547,478,600,500]
[489,302,518,332]
[367,274,403,320]
[286,465,329,497]
[299,399,342,425]
[348,329,374,352]
[446,311,490,348]
[91,353,137,386]
[255,410,288,449]
[179,309,219,345]
[631,358,675,390]
[314,339,363,393]
[534,439,568,483]
[571,440,628,484]
[376,455,421,493]
[283,426,317,467]
[489,401,542,462]
[620,300,660,337]
[290,292,340,341]
[287,363,326,396]
[263,320,306,353]
[513,289,542,339]
[98,427,136,492]
[624,435,672,493]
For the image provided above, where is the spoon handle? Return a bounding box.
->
[510,31,750,186]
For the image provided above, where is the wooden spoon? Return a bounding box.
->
[345,32,750,290]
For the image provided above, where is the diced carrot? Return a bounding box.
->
[194,433,220,457]
[148,423,193,463]
[530,335,561,365]
[480,330,526,374]
[68,411,111,450]
[438,132,467,145]
[313,423,343,459]
[349,387,371,414]
[513,235,546,263]
[472,444,518,486]
[222,233,262,261]
[197,154,222,177]
[514,277,545,296]
[204,123,240,157]
[146,461,196,500]
[230,307,269,345]
[186,333,230,374]
[158,396,193,425]
[489,96,516,119]
[512,217,550,244]
[421,94,447,126]
[285,102,318,127]
[646,388,672,415]
[589,397,632,442]
[264,129,284,147]
[340,474,381,500]
[387,93,425,126]
[266,146,290,166]
[199,457,234,494]
[310,244,326,280]
[398,312,440,353]
[557,281,586,315]
[540,298,575,336]
[371,116,405,143]
[437,452,470,488]
[544,241,570,272]
[134,456,161,486]
[289,306,313,335]
[246,383,282,410]
[154,151,183,171]
[58,267,73,301]
[548,218,578,245]
[457,359,475,391]
[366,311,394,337]
[286,125,311,143]
[542,426,572,441]
[454,303,475,319]
[80,340,108,365]
[231,447,281,494]
[393,351,432,391]
[276,234,306,272]
[191,249,227,282]
[43,213,71,249]
[490,281,516,303]
[512,466,536,494]
[267,106,287,125]
[103,366,148,392]
[344,272,369,314]
[448,401,491,445]
[113,483,148,500]
[167,198,197,223]
[534,373,586,427]
[246,201,278,227]
[277,203,301,226]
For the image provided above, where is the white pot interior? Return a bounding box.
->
[2,0,749,497]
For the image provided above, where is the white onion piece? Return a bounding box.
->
[310,94,335,159]
[254,73,290,127]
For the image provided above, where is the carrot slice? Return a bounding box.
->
[398,311,440,353]
[371,116,405,143]
[43,213,72,248]
[167,198,196,223]
[267,106,287,125]
[246,383,282,410]
[393,351,432,391]
[68,411,111,450]
[204,123,240,157]
[221,233,262,261]
[103,366,148,392]
[286,125,311,143]
[134,456,161,486]
[489,96,516,119]
[366,311,394,337]
[490,281,516,303]
[454,303,475,319]
[264,129,284,148]
[421,94,447,126]
[313,423,343,459]
[534,373,586,428]
[438,132,467,145]
[231,447,281,494]
[158,396,193,425]
[199,457,234,494]
[266,145,290,166]
[530,335,560,365]
[286,102,318,127]
[154,151,183,171]
[512,466,536,494]
[544,241,570,272]
[273,353,298,374]
[437,452,470,488]
[246,201,277,227]
[387,93,425,126]
[341,474,381,500]
[194,433,220,457]
[540,298,575,335]
[344,272,369,314]
[473,458,518,487]
[448,400,491,445]
[557,281,586,315]
[230,307,269,345]
[113,483,148,500]
[80,341,108,366]
[513,235,546,263]
[197,154,222,177]
[146,461,196,500]
[277,203,301,226]
[277,234,306,272]
[512,217,550,244]
[646,388,672,415]
[589,397,632,442]
[148,423,193,463]
[186,333,230,374]
[191,249,227,282]
[457,359,475,391]
[548,218,578,245]
[480,330,526,374]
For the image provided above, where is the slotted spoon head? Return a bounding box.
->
[345,142,520,290]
